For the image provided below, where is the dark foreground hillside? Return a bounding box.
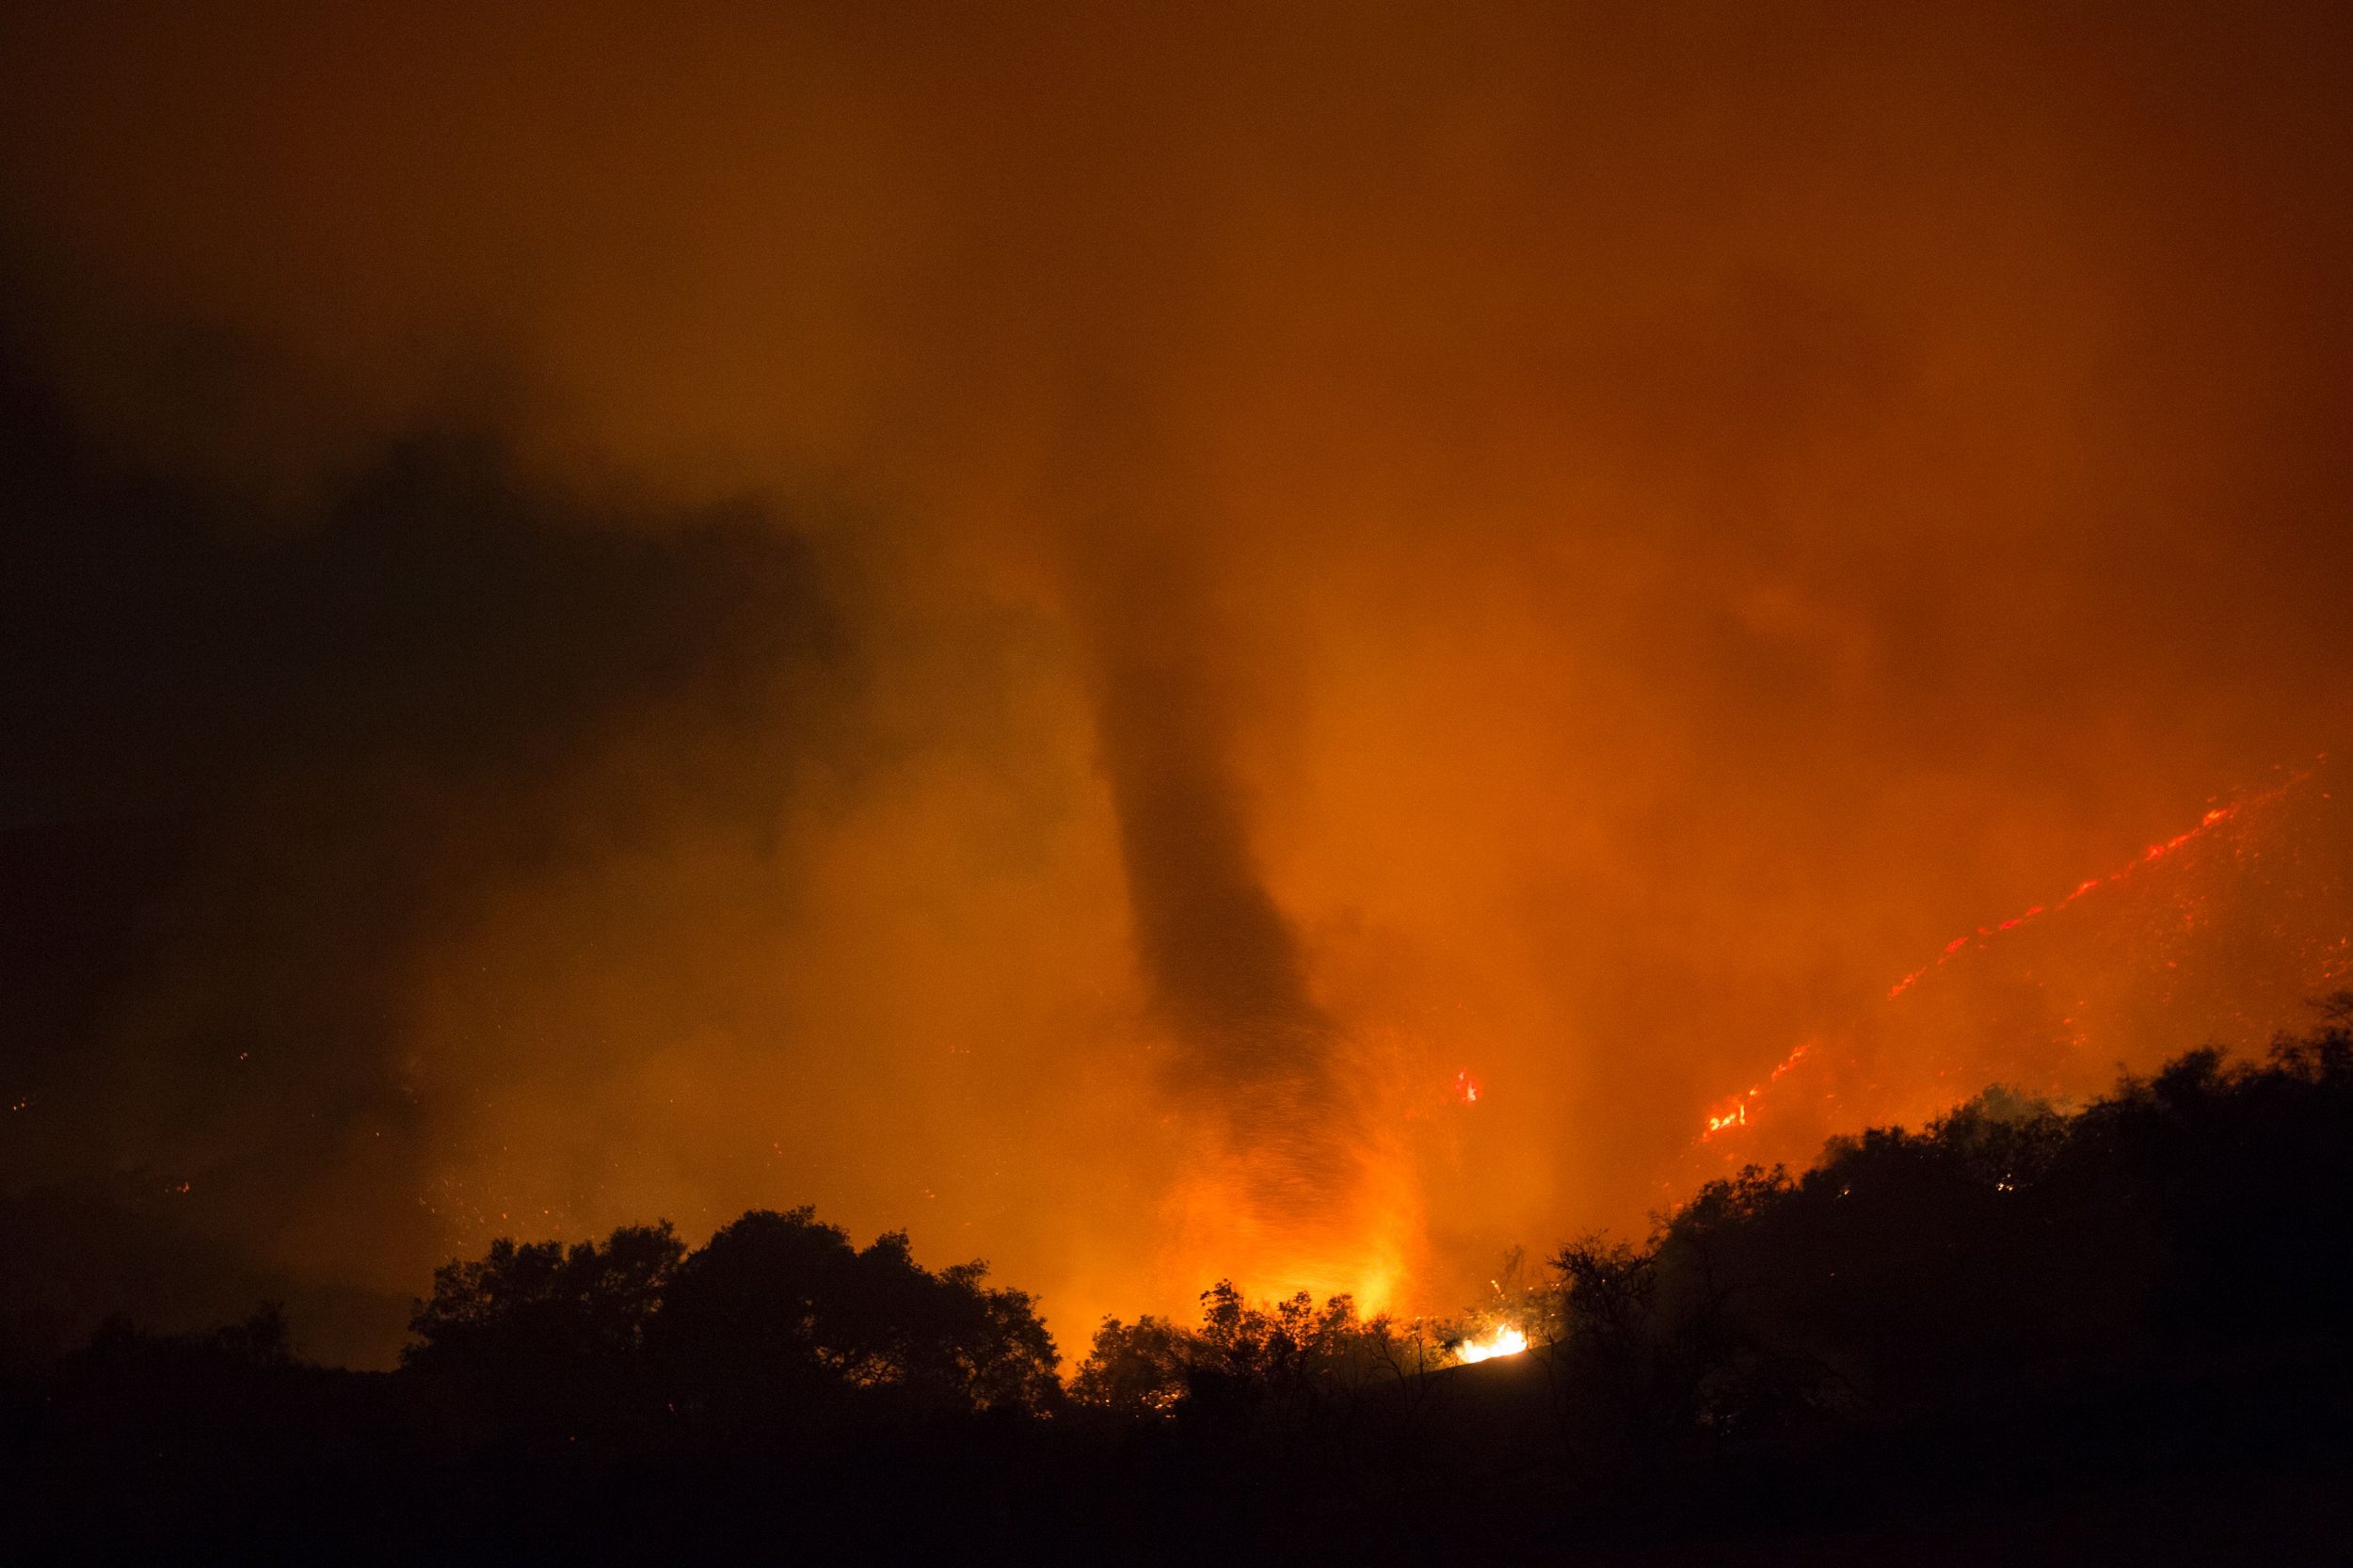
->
[8,1017,2353,1565]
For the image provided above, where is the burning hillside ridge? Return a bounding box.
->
[1124,750,2353,1326]
[1144,755,2353,1325]
[1690,759,2353,1176]
[1079,1019,2353,1441]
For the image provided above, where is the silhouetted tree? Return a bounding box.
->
[1076,1280,1447,1436]
[403,1221,683,1416]
[1071,1312,1194,1416]
[648,1207,1060,1420]
[649,1205,857,1412]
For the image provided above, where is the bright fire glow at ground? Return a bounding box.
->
[1457,1326,1529,1364]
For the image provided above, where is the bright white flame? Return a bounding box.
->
[1456,1325,1529,1364]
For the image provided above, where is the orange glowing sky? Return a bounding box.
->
[4,2,2353,1364]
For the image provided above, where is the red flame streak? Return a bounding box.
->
[1884,794,2281,1000]
[1701,1043,1809,1141]
[1702,765,2317,1144]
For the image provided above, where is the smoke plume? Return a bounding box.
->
[7,1,2353,1356]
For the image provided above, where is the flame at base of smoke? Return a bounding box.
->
[1158,1073,1423,1317]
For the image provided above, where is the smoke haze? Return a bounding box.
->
[5,1,2353,1361]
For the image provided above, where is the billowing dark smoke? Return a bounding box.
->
[1088,585,1362,1239]
[0,333,861,1363]
[1060,433,1368,1256]
[1096,642,1320,1063]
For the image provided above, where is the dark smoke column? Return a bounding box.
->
[1075,523,1368,1255]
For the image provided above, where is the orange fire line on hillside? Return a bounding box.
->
[1701,1043,1811,1141]
[1696,766,2319,1144]
[1881,795,2277,1001]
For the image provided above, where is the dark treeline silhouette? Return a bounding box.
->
[8,1016,2353,1564]
[400,1208,1058,1430]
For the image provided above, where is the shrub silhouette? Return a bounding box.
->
[1076,1279,1446,1436]
[653,1206,1060,1417]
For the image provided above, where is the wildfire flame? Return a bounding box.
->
[1883,791,2292,1000]
[1697,766,2320,1144]
[1455,1325,1529,1364]
[1701,1043,1809,1141]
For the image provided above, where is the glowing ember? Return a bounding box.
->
[1456,1325,1528,1363]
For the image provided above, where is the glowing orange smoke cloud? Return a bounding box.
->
[13,2,2353,1370]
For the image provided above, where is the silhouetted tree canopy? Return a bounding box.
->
[12,1022,2353,1565]
[1076,1278,1444,1434]
[1535,1010,2353,1467]
[399,1207,1057,1423]
[653,1206,1059,1416]
[405,1223,683,1380]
